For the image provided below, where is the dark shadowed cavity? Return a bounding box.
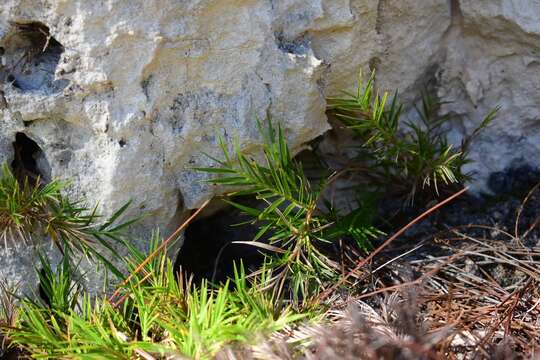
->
[11,132,49,184]
[174,197,265,284]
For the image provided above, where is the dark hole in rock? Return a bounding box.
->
[175,197,265,284]
[119,139,127,147]
[37,267,52,308]
[0,21,68,93]
[274,31,310,55]
[11,132,50,184]
[487,163,540,197]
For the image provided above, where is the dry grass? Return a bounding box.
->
[218,184,540,360]
[412,184,540,358]
[0,279,19,358]
[3,183,537,359]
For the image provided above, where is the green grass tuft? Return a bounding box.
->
[7,243,307,359]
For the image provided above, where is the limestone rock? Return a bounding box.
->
[0,0,539,292]
[438,0,540,191]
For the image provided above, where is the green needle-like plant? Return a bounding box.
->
[0,279,18,355]
[0,163,137,278]
[0,157,310,359]
[197,119,380,302]
[327,71,498,205]
[198,119,337,301]
[8,241,306,359]
[33,252,81,315]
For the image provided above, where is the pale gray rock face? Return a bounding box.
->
[438,0,540,190]
[0,0,539,291]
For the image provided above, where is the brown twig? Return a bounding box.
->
[108,199,210,303]
[472,277,533,359]
[514,181,540,239]
[318,187,469,301]
[355,249,465,301]
[134,348,157,360]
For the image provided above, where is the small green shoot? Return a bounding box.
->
[197,118,379,302]
[327,71,498,205]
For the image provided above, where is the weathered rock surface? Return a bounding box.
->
[0,0,539,290]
